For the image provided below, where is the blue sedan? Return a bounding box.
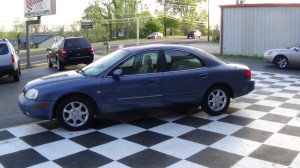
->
[18,44,255,130]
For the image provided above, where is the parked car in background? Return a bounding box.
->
[46,36,94,71]
[187,30,201,39]
[19,44,255,130]
[264,44,300,69]
[147,32,163,39]
[0,39,21,82]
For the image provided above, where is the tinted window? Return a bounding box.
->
[64,38,91,49]
[0,44,9,55]
[164,50,204,71]
[118,51,159,75]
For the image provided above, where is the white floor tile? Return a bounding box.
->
[167,160,208,168]
[150,123,194,137]
[0,138,30,156]
[246,120,285,133]
[265,133,300,151]
[232,157,287,168]
[210,136,261,156]
[151,138,206,159]
[99,124,145,138]
[232,109,267,119]
[199,121,242,135]
[90,139,146,160]
[8,124,47,137]
[34,139,86,160]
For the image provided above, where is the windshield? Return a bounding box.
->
[82,49,129,76]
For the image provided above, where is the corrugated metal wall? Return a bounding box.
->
[221,5,300,56]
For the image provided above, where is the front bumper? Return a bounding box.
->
[18,94,55,120]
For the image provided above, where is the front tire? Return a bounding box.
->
[56,96,95,131]
[275,56,288,69]
[201,86,230,116]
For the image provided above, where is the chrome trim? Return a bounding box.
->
[118,94,163,100]
[164,91,198,96]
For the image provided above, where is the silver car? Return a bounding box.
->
[147,32,163,39]
[264,44,300,69]
[0,39,21,81]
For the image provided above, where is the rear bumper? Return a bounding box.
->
[232,79,255,98]
[0,64,15,76]
[59,54,94,65]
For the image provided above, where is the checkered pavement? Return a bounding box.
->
[1,71,300,168]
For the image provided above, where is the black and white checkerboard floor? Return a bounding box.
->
[1,71,300,168]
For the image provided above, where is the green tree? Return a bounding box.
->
[141,20,162,37]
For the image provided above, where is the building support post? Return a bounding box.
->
[26,16,41,68]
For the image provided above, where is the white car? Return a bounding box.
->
[264,44,300,69]
[147,32,163,39]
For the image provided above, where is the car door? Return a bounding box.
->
[162,49,209,106]
[48,41,60,62]
[101,50,163,113]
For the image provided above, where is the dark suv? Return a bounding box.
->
[0,39,21,82]
[46,37,94,71]
[187,30,201,39]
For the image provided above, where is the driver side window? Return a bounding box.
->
[118,51,159,75]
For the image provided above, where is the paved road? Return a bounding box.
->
[19,37,206,65]
[0,40,299,130]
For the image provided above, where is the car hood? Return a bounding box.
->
[25,70,85,90]
[266,49,293,53]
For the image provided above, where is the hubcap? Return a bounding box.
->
[277,58,287,68]
[62,101,89,127]
[208,89,227,112]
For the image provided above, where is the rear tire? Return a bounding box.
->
[56,95,95,131]
[57,59,63,71]
[48,56,53,68]
[201,86,230,116]
[275,56,288,69]
[13,68,20,82]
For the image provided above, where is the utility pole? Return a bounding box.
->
[163,0,167,38]
[207,0,210,41]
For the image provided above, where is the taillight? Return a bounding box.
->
[90,46,94,54]
[246,69,251,77]
[11,54,15,63]
[61,50,68,56]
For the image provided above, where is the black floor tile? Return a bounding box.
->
[260,114,292,124]
[128,117,167,129]
[265,96,289,102]
[232,127,273,142]
[0,130,15,141]
[119,149,180,168]
[54,150,112,168]
[249,144,298,166]
[235,98,259,104]
[280,103,300,111]
[179,129,226,145]
[38,120,61,130]
[70,131,117,148]
[20,131,64,147]
[218,115,255,126]
[0,149,48,168]
[279,125,300,137]
[253,91,273,96]
[246,104,274,112]
[173,116,212,128]
[187,147,243,168]
[92,119,122,130]
[125,131,172,147]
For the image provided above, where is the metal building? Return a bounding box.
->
[220,3,300,57]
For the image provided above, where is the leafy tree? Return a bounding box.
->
[141,20,162,37]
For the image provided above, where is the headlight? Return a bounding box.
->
[267,51,272,55]
[25,89,39,100]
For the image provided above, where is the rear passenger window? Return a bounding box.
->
[164,50,204,71]
[0,44,9,55]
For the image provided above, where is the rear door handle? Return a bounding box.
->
[148,79,160,84]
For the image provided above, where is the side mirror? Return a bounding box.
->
[46,48,51,51]
[113,69,123,78]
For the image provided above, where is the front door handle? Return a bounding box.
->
[199,73,208,79]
